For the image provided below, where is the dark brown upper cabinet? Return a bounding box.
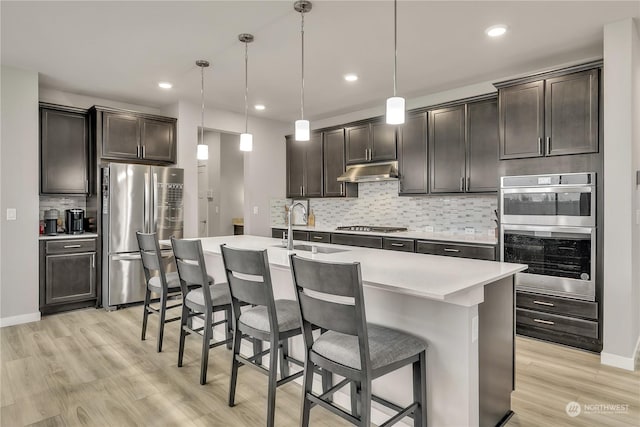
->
[95,107,177,164]
[398,112,428,195]
[345,118,397,165]
[40,104,90,195]
[286,133,323,198]
[497,67,599,159]
[322,129,357,198]
[429,97,499,194]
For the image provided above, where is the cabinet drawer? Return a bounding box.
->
[46,239,96,254]
[272,228,286,239]
[415,241,495,260]
[517,291,598,320]
[331,233,382,249]
[309,232,331,243]
[516,308,598,339]
[382,237,415,252]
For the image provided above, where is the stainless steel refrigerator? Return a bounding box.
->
[101,163,184,309]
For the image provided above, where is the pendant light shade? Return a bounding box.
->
[239,33,254,152]
[240,133,253,151]
[295,119,310,141]
[385,0,405,125]
[294,0,312,141]
[196,59,210,160]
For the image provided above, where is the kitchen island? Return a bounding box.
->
[197,235,527,427]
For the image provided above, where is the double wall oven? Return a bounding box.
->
[500,172,596,301]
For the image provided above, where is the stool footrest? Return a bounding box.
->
[275,370,304,387]
[378,402,418,427]
[307,392,359,425]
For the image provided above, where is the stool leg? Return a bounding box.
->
[300,355,314,427]
[228,325,242,406]
[200,310,212,385]
[225,306,233,350]
[266,336,279,427]
[413,351,427,427]
[141,287,151,341]
[279,339,290,379]
[254,339,263,366]
[360,379,372,427]
[350,381,359,417]
[156,290,167,352]
[177,303,189,367]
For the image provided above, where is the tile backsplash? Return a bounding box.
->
[271,181,498,236]
[40,196,87,222]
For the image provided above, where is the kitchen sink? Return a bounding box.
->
[271,244,347,254]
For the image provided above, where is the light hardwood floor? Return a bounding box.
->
[1,306,638,426]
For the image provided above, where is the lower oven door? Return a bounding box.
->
[501,224,596,301]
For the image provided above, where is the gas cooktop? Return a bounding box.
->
[336,225,408,233]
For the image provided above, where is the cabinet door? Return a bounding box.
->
[429,105,466,193]
[304,133,323,197]
[141,118,176,163]
[323,129,346,197]
[467,99,499,192]
[46,252,96,304]
[371,121,397,162]
[398,112,428,194]
[545,69,599,156]
[345,123,370,164]
[40,108,88,194]
[286,136,305,198]
[498,81,544,159]
[103,112,140,159]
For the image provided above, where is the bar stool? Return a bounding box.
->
[136,231,200,353]
[220,244,306,427]
[171,237,233,385]
[289,254,428,427]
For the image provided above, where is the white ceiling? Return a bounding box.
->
[2,1,638,122]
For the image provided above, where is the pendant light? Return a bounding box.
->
[385,0,405,125]
[196,59,210,160]
[294,0,312,141]
[239,33,254,152]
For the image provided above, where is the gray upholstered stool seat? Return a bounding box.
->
[148,271,214,292]
[312,324,427,371]
[185,282,231,310]
[239,299,300,333]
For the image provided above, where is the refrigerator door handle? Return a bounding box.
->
[153,173,159,233]
[144,172,150,233]
[111,253,142,261]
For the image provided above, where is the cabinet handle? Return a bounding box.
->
[545,137,550,154]
[538,137,543,155]
[63,244,82,249]
[300,186,303,196]
[136,146,140,157]
[391,243,404,247]
[313,236,323,240]
[92,254,95,268]
[340,183,344,196]
[533,319,555,325]
[460,177,464,191]
[444,248,460,253]
[533,300,555,307]
[466,177,470,192]
[142,146,146,158]
[85,180,89,194]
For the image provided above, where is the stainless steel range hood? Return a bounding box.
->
[337,161,398,183]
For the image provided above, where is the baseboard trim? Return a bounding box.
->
[0,311,41,328]
[601,334,640,371]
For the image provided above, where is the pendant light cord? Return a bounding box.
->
[200,64,205,147]
[393,0,397,97]
[244,41,249,133]
[300,10,305,120]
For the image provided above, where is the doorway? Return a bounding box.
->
[197,130,244,237]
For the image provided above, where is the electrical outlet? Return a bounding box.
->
[425,226,434,233]
[6,208,16,221]
[465,227,475,235]
[253,206,259,215]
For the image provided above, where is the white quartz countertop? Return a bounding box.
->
[39,233,98,241]
[273,225,498,245]
[197,235,525,306]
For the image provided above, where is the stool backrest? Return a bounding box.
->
[220,244,278,332]
[289,254,370,373]
[171,237,212,306]
[136,231,168,291]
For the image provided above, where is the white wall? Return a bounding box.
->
[602,18,640,371]
[205,130,221,237]
[170,100,288,238]
[219,133,244,236]
[0,66,40,326]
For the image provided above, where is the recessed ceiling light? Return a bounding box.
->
[254,104,266,111]
[486,25,508,37]
[344,74,358,82]
[158,82,173,89]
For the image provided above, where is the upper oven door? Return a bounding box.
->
[501,224,596,301]
[500,186,595,226]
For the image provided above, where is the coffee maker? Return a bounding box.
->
[65,209,85,234]
[44,209,58,235]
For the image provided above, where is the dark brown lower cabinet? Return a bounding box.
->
[40,238,98,314]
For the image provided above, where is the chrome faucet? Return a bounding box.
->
[287,201,307,250]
